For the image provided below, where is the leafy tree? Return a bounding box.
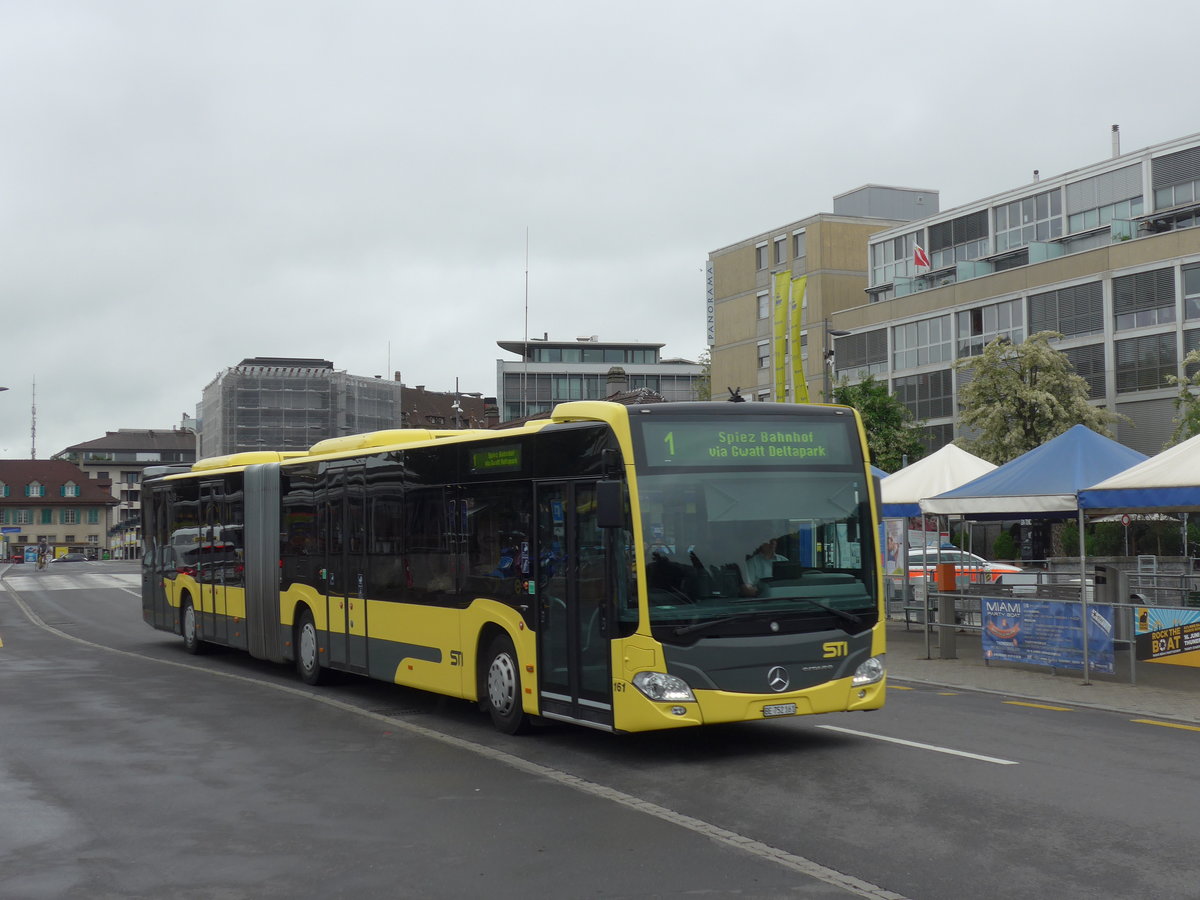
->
[955,331,1122,464]
[694,349,712,401]
[831,374,925,472]
[1163,348,1200,447]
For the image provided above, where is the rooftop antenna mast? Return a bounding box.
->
[30,376,36,459]
[522,227,529,419]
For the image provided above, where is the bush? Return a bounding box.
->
[993,531,1018,560]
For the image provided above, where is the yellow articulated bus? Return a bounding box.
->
[142,400,886,734]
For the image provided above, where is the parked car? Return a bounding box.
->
[52,552,89,563]
[907,548,1022,583]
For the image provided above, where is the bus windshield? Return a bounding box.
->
[631,412,878,643]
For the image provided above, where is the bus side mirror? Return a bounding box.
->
[596,480,623,529]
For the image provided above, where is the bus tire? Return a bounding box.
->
[295,609,324,686]
[484,633,528,735]
[181,597,204,655]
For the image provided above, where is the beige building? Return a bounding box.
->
[0,460,117,560]
[711,131,1200,458]
[834,130,1200,456]
[708,186,936,405]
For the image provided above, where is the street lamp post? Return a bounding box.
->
[823,320,851,401]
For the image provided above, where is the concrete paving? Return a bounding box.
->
[886,619,1200,725]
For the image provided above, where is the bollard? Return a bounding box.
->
[936,562,958,659]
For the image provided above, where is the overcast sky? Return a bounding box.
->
[0,0,1190,459]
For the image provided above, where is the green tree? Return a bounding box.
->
[955,331,1122,464]
[1163,348,1200,447]
[694,349,712,401]
[831,374,925,472]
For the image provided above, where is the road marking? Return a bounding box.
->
[2,580,911,900]
[1131,718,1200,733]
[1004,701,1073,712]
[817,724,1020,766]
[888,685,913,691]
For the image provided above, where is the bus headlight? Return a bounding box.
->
[852,656,885,686]
[632,671,696,703]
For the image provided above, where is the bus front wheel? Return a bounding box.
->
[295,610,325,686]
[484,634,528,735]
[181,597,204,655]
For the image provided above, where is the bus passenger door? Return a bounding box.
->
[344,466,368,672]
[318,470,348,669]
[535,482,613,729]
[321,462,368,673]
[201,482,228,645]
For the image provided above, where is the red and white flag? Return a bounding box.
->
[913,244,931,268]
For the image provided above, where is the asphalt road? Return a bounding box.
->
[3,561,1199,899]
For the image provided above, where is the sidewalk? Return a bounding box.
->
[886,620,1200,725]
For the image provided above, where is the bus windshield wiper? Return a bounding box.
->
[792,598,862,626]
[673,612,761,636]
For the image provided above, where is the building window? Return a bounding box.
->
[1183,264,1200,321]
[61,481,79,498]
[833,328,888,380]
[995,189,1063,252]
[1114,333,1177,393]
[773,236,787,265]
[893,369,953,420]
[1062,344,1107,400]
[26,481,44,498]
[122,471,140,485]
[793,230,806,260]
[64,535,75,543]
[1029,282,1104,337]
[1185,329,1200,377]
[0,481,7,498]
[757,292,769,319]
[757,341,770,369]
[755,242,768,270]
[892,315,953,370]
[14,510,32,524]
[40,509,52,525]
[956,299,1024,357]
[87,535,99,545]
[1066,164,1143,234]
[870,232,918,287]
[918,423,955,455]
[61,509,80,525]
[1113,268,1176,331]
[1153,146,1200,210]
[87,509,100,524]
[928,211,988,270]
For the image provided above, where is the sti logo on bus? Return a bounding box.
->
[823,641,848,658]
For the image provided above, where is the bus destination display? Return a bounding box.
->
[638,420,853,467]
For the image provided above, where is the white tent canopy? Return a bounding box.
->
[1078,430,1200,513]
[880,443,996,518]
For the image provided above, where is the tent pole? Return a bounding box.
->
[1078,507,1091,686]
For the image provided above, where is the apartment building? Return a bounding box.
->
[496,336,703,421]
[708,186,937,405]
[830,130,1200,455]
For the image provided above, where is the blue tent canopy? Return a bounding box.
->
[921,425,1148,520]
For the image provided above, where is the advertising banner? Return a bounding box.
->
[789,275,809,403]
[982,598,1115,674]
[1135,607,1200,668]
[772,272,789,402]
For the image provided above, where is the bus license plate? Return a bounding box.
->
[762,703,797,718]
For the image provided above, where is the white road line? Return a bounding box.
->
[1,580,911,900]
[817,724,1020,765]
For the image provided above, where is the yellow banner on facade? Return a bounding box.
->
[790,275,809,403]
[772,272,789,402]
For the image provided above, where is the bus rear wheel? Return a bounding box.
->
[484,633,528,735]
[181,597,204,655]
[295,609,324,686]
